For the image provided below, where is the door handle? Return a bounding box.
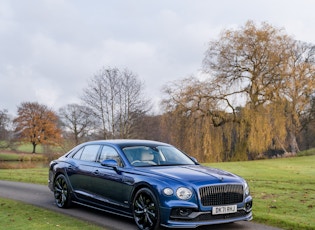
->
[67,165,77,171]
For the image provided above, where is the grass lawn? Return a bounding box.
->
[208,155,315,230]
[0,153,46,162]
[0,168,48,184]
[0,197,103,230]
[0,154,314,229]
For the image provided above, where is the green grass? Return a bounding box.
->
[16,143,44,153]
[0,197,103,230]
[298,147,315,156]
[0,153,19,161]
[207,155,315,230]
[0,153,46,162]
[0,141,44,153]
[0,166,104,229]
[0,168,48,184]
[1,141,65,154]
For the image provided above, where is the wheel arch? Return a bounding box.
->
[130,182,161,206]
[53,172,73,208]
[52,170,74,196]
[131,182,161,230]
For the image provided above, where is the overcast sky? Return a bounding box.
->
[1,0,314,115]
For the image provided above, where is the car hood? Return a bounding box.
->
[135,165,243,185]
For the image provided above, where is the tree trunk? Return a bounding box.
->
[289,131,300,154]
[32,142,37,153]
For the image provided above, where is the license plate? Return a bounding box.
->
[212,205,237,215]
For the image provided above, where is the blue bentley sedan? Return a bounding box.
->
[48,139,252,229]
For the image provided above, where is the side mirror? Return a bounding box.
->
[101,159,119,168]
[190,156,199,164]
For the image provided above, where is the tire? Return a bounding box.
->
[53,174,72,208]
[132,188,160,230]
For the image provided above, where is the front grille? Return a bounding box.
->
[170,210,248,222]
[199,184,244,206]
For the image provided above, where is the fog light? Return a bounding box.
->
[245,200,253,211]
[170,208,195,219]
[179,208,191,217]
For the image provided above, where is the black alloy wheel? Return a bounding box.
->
[132,188,160,230]
[54,174,72,208]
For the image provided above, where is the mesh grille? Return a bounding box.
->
[170,210,248,222]
[199,184,244,206]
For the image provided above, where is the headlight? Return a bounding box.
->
[176,187,192,200]
[244,182,250,196]
[163,188,174,196]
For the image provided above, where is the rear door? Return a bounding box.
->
[67,144,101,200]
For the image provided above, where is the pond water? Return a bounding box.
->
[0,161,48,169]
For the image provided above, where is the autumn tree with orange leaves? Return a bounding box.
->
[13,102,61,153]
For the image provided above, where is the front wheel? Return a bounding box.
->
[132,188,160,230]
[53,174,72,208]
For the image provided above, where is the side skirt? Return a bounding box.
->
[72,200,133,219]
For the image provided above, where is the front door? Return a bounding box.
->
[89,145,133,209]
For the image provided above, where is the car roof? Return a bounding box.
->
[81,139,171,148]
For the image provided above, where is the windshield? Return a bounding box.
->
[122,145,196,167]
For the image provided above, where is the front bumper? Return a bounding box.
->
[161,210,252,228]
[160,196,253,228]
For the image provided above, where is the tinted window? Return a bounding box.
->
[99,146,123,167]
[72,147,84,159]
[74,145,100,162]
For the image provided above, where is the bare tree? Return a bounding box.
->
[59,104,96,145]
[0,109,12,147]
[280,41,315,153]
[13,102,61,153]
[82,67,151,139]
[203,20,292,109]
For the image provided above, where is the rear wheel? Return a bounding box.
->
[132,188,160,230]
[54,174,72,208]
